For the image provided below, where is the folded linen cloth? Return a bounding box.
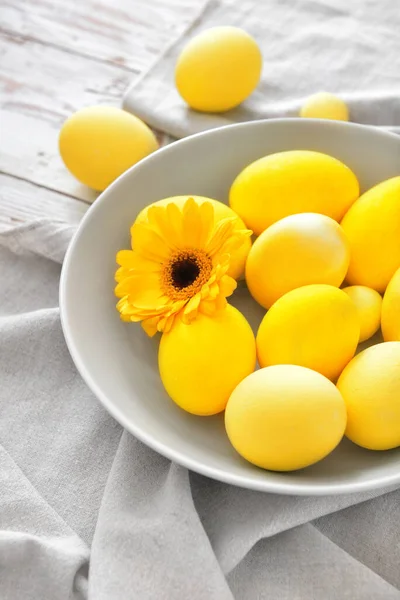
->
[124,0,400,138]
[1,221,400,599]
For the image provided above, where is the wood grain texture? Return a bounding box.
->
[0,173,88,229]
[0,0,198,227]
[0,30,132,201]
[0,0,201,70]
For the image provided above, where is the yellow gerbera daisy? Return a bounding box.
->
[115,197,252,336]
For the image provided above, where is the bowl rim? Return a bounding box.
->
[60,118,400,496]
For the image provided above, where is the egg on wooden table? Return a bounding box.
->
[59,106,159,191]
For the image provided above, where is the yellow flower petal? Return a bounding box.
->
[182,198,203,247]
[182,293,201,321]
[165,202,184,246]
[115,267,131,283]
[116,250,136,267]
[213,256,230,278]
[219,275,237,297]
[198,201,215,247]
[163,313,177,333]
[116,296,130,311]
[166,299,187,316]
[120,313,132,322]
[115,276,138,298]
[200,283,210,299]
[208,282,220,300]
[128,275,167,310]
[147,206,182,248]
[115,272,166,308]
[205,218,237,257]
[157,313,176,333]
[217,228,252,258]
[117,250,160,273]
[199,299,218,316]
[141,317,159,337]
[131,222,173,262]
[216,295,228,311]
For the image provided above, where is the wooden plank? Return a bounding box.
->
[0,172,88,229]
[0,31,135,200]
[0,0,204,71]
[0,0,195,224]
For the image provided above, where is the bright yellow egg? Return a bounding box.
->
[342,286,382,342]
[175,27,262,112]
[135,195,251,280]
[341,177,400,292]
[246,213,350,309]
[229,150,359,236]
[225,365,346,471]
[337,342,400,450]
[256,285,359,381]
[300,92,349,121]
[381,267,400,341]
[158,305,256,416]
[59,106,158,191]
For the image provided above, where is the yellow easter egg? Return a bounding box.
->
[159,305,256,416]
[135,195,251,279]
[300,92,349,121]
[342,286,382,342]
[229,151,359,236]
[337,342,400,450]
[257,285,359,381]
[175,26,262,112]
[381,267,400,341]
[341,177,400,292]
[225,365,346,471]
[59,106,158,191]
[246,213,350,309]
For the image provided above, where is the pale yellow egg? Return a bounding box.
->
[256,285,359,381]
[158,305,256,416]
[135,195,251,280]
[341,177,400,293]
[59,106,158,191]
[225,365,347,471]
[337,342,400,450]
[381,267,400,342]
[300,92,349,121]
[246,213,350,309]
[229,150,359,236]
[342,286,382,342]
[175,26,262,112]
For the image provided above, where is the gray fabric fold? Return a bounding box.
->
[1,221,399,598]
[124,0,400,138]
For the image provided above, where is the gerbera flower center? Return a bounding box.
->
[162,249,213,300]
[171,256,200,289]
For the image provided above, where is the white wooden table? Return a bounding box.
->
[0,0,199,230]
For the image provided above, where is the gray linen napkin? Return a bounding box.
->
[124,0,400,138]
[1,221,400,599]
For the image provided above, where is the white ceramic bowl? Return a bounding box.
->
[60,118,400,496]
